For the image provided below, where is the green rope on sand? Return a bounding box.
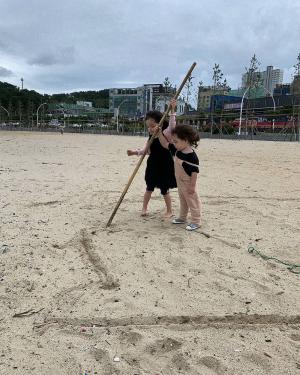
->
[248,246,300,275]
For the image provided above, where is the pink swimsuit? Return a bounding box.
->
[174,153,202,226]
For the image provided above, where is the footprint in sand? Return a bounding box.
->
[199,356,227,375]
[147,337,182,355]
[169,236,183,244]
[243,352,271,372]
[119,330,143,345]
[172,352,190,372]
[290,333,300,341]
[92,348,120,375]
[206,200,229,206]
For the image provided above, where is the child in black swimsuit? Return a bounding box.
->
[127,100,177,216]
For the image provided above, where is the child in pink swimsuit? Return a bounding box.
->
[157,124,202,231]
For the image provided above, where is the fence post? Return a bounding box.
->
[297,111,300,142]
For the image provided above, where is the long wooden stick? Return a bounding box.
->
[106,62,197,227]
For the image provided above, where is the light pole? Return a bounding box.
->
[58,105,66,128]
[264,88,276,131]
[238,87,250,136]
[37,102,47,128]
[0,105,9,124]
[116,100,127,133]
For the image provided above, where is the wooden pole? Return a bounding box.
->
[106,62,197,227]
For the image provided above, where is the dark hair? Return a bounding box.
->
[172,125,200,148]
[145,110,168,130]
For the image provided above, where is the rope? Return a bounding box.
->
[248,245,300,275]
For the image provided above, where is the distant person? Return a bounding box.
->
[157,124,202,231]
[127,99,177,217]
[60,126,64,135]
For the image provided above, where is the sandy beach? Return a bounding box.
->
[0,131,299,374]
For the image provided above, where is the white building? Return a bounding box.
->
[261,66,283,94]
[76,101,93,108]
[242,66,283,94]
[155,97,185,115]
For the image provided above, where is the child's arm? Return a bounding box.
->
[127,149,139,156]
[127,147,147,156]
[162,99,176,142]
[156,127,169,149]
[187,172,198,194]
[127,143,149,156]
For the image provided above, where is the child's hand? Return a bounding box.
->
[127,149,136,156]
[170,99,177,112]
[153,125,161,135]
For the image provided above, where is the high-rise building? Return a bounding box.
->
[263,66,283,94]
[291,74,300,95]
[242,66,283,94]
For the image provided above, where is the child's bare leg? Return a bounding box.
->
[163,192,173,217]
[142,190,152,216]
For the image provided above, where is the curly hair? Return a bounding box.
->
[172,125,200,148]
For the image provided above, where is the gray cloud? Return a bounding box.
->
[0,0,299,93]
[0,66,13,77]
[28,47,76,66]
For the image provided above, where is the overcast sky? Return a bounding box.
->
[0,0,299,94]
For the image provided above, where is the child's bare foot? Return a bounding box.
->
[163,211,174,218]
[141,209,148,217]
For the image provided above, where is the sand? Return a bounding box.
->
[0,131,299,375]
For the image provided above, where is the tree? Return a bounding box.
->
[154,77,174,111]
[210,64,229,134]
[195,81,204,111]
[212,64,229,90]
[293,53,300,141]
[244,54,261,98]
[197,80,204,89]
[183,75,194,112]
[163,77,172,92]
[294,53,300,76]
[222,78,230,90]
[212,64,223,89]
[18,100,23,123]
[0,81,110,124]
[242,54,262,135]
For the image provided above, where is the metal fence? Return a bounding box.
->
[1,122,299,142]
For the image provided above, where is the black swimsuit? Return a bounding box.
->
[145,137,177,195]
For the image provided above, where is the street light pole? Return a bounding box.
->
[238,87,250,136]
[0,105,9,124]
[37,102,47,128]
[58,105,66,128]
[264,88,276,131]
[116,100,127,133]
[238,87,276,135]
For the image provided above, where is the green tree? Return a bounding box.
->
[183,75,194,112]
[294,53,300,76]
[245,54,261,98]
[212,64,223,89]
[163,77,172,92]
[210,64,229,134]
[212,64,230,90]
